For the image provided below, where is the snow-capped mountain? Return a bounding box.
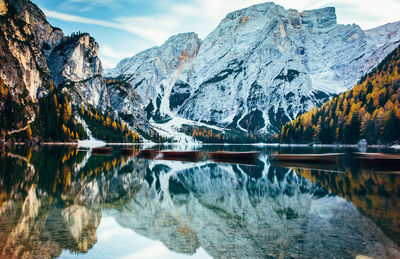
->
[108,32,201,122]
[109,2,400,133]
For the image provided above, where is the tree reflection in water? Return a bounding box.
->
[0,145,145,259]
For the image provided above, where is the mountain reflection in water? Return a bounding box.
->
[0,145,399,259]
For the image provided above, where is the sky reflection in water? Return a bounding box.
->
[60,216,211,259]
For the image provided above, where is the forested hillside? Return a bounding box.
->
[32,83,88,142]
[78,105,139,143]
[181,125,272,143]
[280,45,400,145]
[1,79,141,143]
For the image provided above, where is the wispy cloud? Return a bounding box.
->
[58,0,144,12]
[43,9,125,30]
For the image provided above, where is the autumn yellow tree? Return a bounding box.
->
[26,124,32,140]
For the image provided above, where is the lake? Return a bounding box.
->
[0,144,399,259]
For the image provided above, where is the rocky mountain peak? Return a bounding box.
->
[164,32,200,46]
[77,33,99,54]
[0,0,106,107]
[167,32,200,58]
[47,32,107,108]
[110,32,201,78]
[11,0,44,21]
[108,32,201,113]
[158,32,201,73]
[300,7,337,28]
[221,3,337,34]
[224,2,279,20]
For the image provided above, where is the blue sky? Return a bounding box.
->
[32,0,400,68]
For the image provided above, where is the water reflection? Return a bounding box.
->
[0,145,399,258]
[296,168,400,246]
[0,146,145,258]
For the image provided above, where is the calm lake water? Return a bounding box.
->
[0,144,399,259]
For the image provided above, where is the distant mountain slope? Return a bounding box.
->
[280,44,400,144]
[109,2,400,134]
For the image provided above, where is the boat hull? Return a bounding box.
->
[160,151,202,162]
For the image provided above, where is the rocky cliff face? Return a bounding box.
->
[106,80,147,129]
[47,33,110,109]
[109,2,400,133]
[109,32,201,121]
[0,0,62,100]
[0,0,63,134]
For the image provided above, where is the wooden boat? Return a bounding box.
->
[92,147,113,155]
[269,153,345,163]
[208,151,260,165]
[137,149,159,159]
[159,151,202,161]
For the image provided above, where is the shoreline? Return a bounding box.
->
[1,141,398,149]
[2,142,79,146]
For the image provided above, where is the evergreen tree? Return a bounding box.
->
[361,113,374,143]
[383,108,400,143]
